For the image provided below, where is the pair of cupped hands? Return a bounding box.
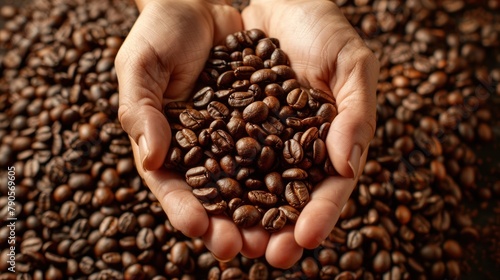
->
[115,0,379,268]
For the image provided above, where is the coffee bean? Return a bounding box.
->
[283,139,303,164]
[99,216,119,237]
[282,168,308,180]
[242,101,269,124]
[235,137,261,159]
[262,208,286,232]
[232,205,261,228]
[247,190,278,208]
[284,181,310,209]
[217,178,243,200]
[250,69,277,84]
[339,251,363,271]
[185,166,211,188]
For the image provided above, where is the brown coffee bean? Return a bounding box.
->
[282,168,308,180]
[99,216,119,237]
[179,109,206,130]
[235,137,261,159]
[285,181,310,209]
[250,69,277,84]
[257,146,276,171]
[232,205,261,228]
[185,166,211,188]
[262,208,286,232]
[211,129,234,153]
[245,122,268,141]
[286,88,308,110]
[442,239,462,259]
[118,212,137,234]
[243,101,269,123]
[217,178,243,200]
[346,230,364,249]
[192,87,215,108]
[136,227,154,250]
[283,139,303,164]
[339,251,363,271]
[175,129,198,149]
[255,38,276,59]
[207,101,230,120]
[247,190,278,208]
[264,172,284,195]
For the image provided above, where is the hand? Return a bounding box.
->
[115,0,247,260]
[241,0,379,268]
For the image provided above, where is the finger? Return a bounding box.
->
[115,11,173,171]
[202,215,243,261]
[240,225,269,259]
[240,4,268,33]
[294,148,368,249]
[131,138,209,237]
[326,44,379,178]
[265,226,303,269]
[211,4,244,45]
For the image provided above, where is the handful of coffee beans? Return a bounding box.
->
[163,29,338,232]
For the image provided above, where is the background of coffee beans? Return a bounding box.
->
[0,0,499,279]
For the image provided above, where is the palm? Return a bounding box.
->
[240,0,379,268]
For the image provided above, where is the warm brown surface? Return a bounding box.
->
[1,0,499,279]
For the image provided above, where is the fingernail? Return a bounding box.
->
[347,144,362,179]
[138,135,150,171]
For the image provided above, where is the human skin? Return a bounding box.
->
[115,0,379,269]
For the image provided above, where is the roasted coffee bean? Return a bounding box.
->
[247,190,278,208]
[217,178,243,200]
[286,88,308,110]
[278,205,300,224]
[179,109,206,130]
[264,172,284,195]
[202,199,227,215]
[99,216,119,237]
[185,166,211,188]
[232,205,261,228]
[283,139,304,164]
[285,181,310,209]
[256,146,276,171]
[346,230,364,249]
[255,38,276,60]
[207,101,230,120]
[235,137,261,159]
[245,122,268,141]
[193,87,215,108]
[282,168,308,180]
[261,116,284,135]
[262,208,286,232]
[136,228,154,250]
[184,146,203,167]
[175,129,198,149]
[118,212,137,234]
[242,101,269,123]
[339,251,363,271]
[271,65,295,80]
[210,129,234,152]
[250,69,277,84]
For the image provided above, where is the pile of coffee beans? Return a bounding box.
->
[164,29,337,232]
[0,0,499,279]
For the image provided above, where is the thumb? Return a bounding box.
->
[326,47,379,178]
[118,100,171,171]
[115,41,171,172]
